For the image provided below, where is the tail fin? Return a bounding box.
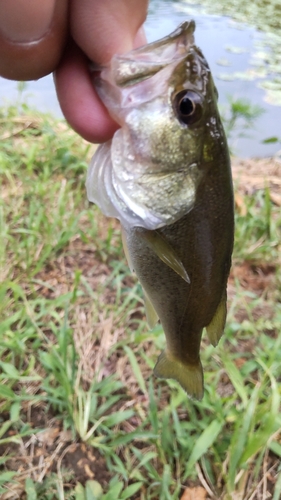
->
[154,350,204,400]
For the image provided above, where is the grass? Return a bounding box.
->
[0,101,281,500]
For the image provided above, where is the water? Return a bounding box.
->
[0,0,280,158]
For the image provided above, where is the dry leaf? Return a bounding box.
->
[180,486,207,500]
[270,192,281,206]
[235,193,247,216]
[37,427,60,446]
[59,430,73,442]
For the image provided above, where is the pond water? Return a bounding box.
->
[0,0,280,158]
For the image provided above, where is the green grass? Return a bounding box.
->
[0,103,281,499]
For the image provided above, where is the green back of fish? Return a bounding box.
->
[125,147,234,399]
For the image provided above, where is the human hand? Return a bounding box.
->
[0,0,148,142]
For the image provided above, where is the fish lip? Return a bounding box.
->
[115,21,196,86]
[121,20,196,59]
[90,21,196,72]
[93,21,196,89]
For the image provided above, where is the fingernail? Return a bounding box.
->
[0,0,56,43]
[134,26,147,49]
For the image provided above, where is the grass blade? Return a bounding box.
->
[124,345,147,394]
[186,419,223,472]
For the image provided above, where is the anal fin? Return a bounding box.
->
[137,228,190,283]
[205,292,227,347]
[154,350,204,400]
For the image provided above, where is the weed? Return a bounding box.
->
[221,97,264,154]
[0,105,280,499]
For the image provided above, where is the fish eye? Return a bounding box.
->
[174,90,202,126]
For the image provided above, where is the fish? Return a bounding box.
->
[86,21,234,399]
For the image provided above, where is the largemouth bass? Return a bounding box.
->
[87,21,234,399]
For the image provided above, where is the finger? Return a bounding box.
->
[0,0,68,80]
[70,0,148,64]
[55,26,147,143]
[55,0,148,142]
[55,40,119,143]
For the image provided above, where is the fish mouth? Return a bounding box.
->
[101,21,196,88]
[134,20,196,56]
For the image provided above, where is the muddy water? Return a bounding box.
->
[0,0,280,158]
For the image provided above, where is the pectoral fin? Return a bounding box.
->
[121,225,134,272]
[137,229,190,283]
[143,288,159,329]
[205,292,227,347]
[122,226,158,328]
[154,350,204,400]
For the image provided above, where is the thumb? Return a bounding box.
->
[0,0,68,80]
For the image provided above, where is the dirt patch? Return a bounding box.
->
[62,442,110,485]
[34,241,112,301]
[227,259,278,328]
[0,408,111,499]
[229,260,277,296]
[232,156,281,205]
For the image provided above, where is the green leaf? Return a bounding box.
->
[75,483,86,500]
[85,480,103,500]
[10,401,21,422]
[0,362,20,379]
[25,478,37,500]
[223,357,248,407]
[0,471,16,485]
[0,457,11,466]
[161,464,173,499]
[104,409,134,428]
[111,431,158,447]
[0,385,16,399]
[262,136,279,143]
[186,420,223,471]
[124,346,147,394]
[228,383,260,489]
[269,441,281,458]
[103,480,123,499]
[120,482,142,499]
[132,451,157,471]
[0,420,13,439]
[148,378,158,433]
[273,472,281,500]
[240,430,271,463]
